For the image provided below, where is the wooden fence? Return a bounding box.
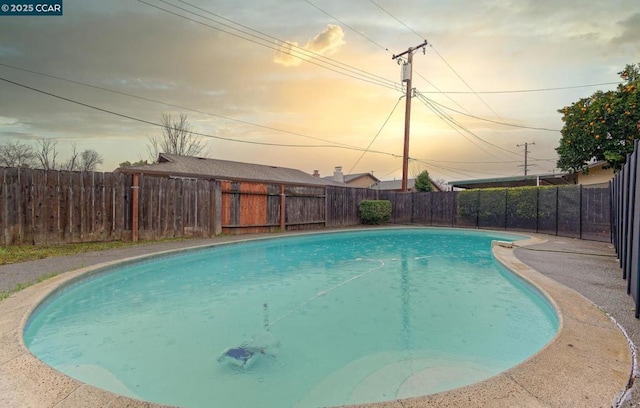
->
[0,167,612,246]
[136,174,220,241]
[221,182,326,234]
[0,168,336,245]
[1,168,132,245]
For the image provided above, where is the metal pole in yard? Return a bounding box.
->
[132,173,139,242]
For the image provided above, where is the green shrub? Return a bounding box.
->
[457,185,561,225]
[359,200,392,225]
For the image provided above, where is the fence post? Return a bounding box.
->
[17,167,23,243]
[411,192,416,224]
[452,191,457,227]
[625,151,638,291]
[429,192,433,226]
[623,153,632,277]
[2,169,6,246]
[579,184,583,240]
[612,177,617,250]
[280,184,286,231]
[504,188,508,230]
[536,187,540,233]
[213,180,222,236]
[555,187,559,236]
[132,173,139,242]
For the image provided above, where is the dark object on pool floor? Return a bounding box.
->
[218,346,266,366]
[218,330,280,367]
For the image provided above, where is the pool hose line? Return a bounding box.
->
[264,258,387,330]
[220,259,390,367]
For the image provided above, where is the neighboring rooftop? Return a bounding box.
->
[450,173,577,190]
[450,161,615,190]
[117,153,345,187]
[370,179,415,191]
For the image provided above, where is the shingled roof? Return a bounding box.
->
[118,153,345,187]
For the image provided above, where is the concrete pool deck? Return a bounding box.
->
[0,229,636,407]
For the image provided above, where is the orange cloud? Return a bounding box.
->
[274,24,345,67]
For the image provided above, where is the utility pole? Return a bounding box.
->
[392,40,428,192]
[517,142,535,176]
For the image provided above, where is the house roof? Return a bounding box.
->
[117,153,345,187]
[449,173,577,190]
[343,173,380,184]
[370,179,415,190]
[322,172,380,185]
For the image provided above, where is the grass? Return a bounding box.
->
[0,238,193,301]
[0,271,59,302]
[0,238,189,266]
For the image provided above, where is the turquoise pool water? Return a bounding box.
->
[24,228,558,407]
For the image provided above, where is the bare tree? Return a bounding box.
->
[35,138,58,170]
[79,149,104,172]
[62,143,80,171]
[147,113,208,162]
[0,140,36,168]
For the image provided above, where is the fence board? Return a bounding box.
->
[0,169,4,244]
[266,184,281,227]
[3,169,20,244]
[285,185,325,231]
[29,170,48,244]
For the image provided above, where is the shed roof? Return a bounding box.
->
[117,153,345,187]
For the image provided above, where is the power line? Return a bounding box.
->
[414,71,473,115]
[0,62,365,150]
[359,1,511,125]
[367,0,425,40]
[0,76,405,156]
[418,94,510,159]
[418,81,621,94]
[410,158,507,179]
[302,0,388,52]
[362,0,527,160]
[347,95,403,174]
[418,92,561,132]
[429,44,507,122]
[1,75,526,180]
[175,0,398,88]
[136,0,400,91]
[357,1,619,115]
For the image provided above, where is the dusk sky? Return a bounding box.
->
[1,0,639,183]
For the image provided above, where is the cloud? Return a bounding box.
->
[273,24,345,67]
[0,116,19,126]
[611,13,640,51]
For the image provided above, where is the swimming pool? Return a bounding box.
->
[24,228,558,407]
